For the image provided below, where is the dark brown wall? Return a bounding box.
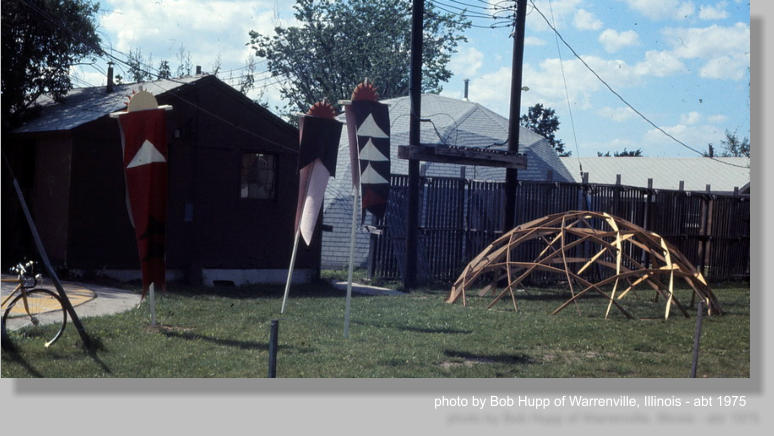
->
[160,77,319,271]
[31,134,73,265]
[68,115,138,268]
[2,134,38,267]
[60,76,319,277]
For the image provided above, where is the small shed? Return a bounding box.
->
[3,75,319,286]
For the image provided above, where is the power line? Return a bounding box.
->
[528,0,749,169]
[546,0,582,176]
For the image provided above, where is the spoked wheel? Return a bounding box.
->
[2,288,67,348]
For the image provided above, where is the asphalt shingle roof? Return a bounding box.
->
[13,77,202,133]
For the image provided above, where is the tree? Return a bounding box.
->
[597,147,643,157]
[127,48,152,82]
[1,0,101,129]
[705,130,750,158]
[175,44,193,78]
[158,60,172,79]
[239,56,257,96]
[248,0,470,115]
[720,129,750,157]
[520,103,570,156]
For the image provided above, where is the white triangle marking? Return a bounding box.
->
[127,140,166,168]
[359,138,389,162]
[360,163,389,184]
[356,113,389,139]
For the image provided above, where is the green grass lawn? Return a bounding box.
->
[1,278,749,378]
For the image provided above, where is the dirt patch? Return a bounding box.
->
[440,356,497,370]
[148,324,194,334]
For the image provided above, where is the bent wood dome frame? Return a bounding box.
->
[446,211,721,319]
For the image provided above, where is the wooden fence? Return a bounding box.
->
[369,175,750,284]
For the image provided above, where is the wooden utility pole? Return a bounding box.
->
[504,0,528,230]
[405,0,424,289]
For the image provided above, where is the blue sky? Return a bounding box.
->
[76,0,750,158]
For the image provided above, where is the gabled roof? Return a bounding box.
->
[559,156,750,193]
[13,76,203,134]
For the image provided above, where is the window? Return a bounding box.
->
[240,153,277,199]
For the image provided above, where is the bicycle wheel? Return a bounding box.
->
[2,288,67,348]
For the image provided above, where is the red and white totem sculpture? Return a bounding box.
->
[111,90,172,300]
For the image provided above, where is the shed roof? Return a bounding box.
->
[13,76,202,133]
[559,156,750,192]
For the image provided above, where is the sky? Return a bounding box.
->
[73,0,751,158]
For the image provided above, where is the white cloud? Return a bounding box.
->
[663,23,748,59]
[662,23,749,80]
[574,9,603,31]
[643,121,722,155]
[467,67,512,115]
[449,46,484,78]
[680,111,702,124]
[708,114,728,123]
[528,0,583,32]
[598,106,636,122]
[618,0,695,20]
[675,2,696,19]
[525,36,547,46]
[521,56,641,110]
[599,29,639,53]
[100,0,276,74]
[634,50,686,76]
[699,2,729,20]
[700,55,746,80]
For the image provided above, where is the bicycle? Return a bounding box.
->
[1,261,67,348]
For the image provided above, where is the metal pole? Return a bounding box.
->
[280,230,301,314]
[268,319,279,378]
[3,154,92,348]
[405,0,424,290]
[344,186,359,337]
[690,300,705,377]
[504,0,527,230]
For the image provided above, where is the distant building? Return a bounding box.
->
[559,156,750,193]
[3,75,319,286]
[321,94,573,270]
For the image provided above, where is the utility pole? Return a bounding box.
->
[405,0,424,290]
[504,0,527,230]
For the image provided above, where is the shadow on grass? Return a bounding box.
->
[1,347,44,377]
[159,329,315,353]
[163,281,345,300]
[82,337,112,375]
[443,349,535,365]
[353,320,472,335]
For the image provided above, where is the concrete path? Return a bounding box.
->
[1,276,140,331]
